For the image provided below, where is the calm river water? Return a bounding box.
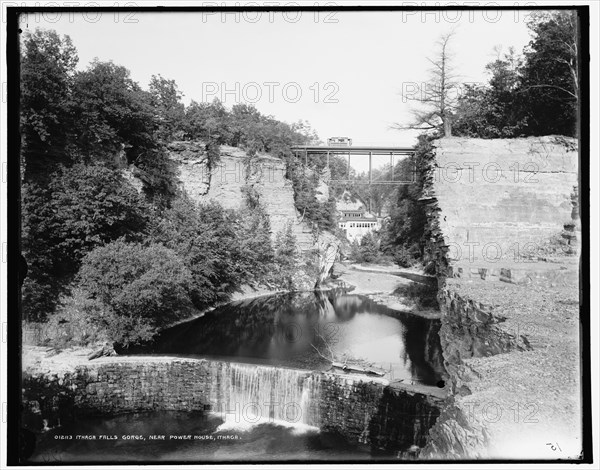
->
[28,288,445,463]
[127,291,444,385]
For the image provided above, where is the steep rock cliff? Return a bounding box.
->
[421,137,581,459]
[168,141,340,287]
[423,136,579,278]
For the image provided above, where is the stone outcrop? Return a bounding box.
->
[168,141,212,200]
[422,275,581,459]
[168,141,334,258]
[163,141,344,289]
[420,136,582,459]
[423,136,579,278]
[123,141,342,288]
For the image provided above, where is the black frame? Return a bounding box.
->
[4,4,592,466]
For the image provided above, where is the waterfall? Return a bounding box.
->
[209,362,321,431]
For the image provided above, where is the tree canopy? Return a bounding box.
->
[400,12,579,138]
[19,28,328,331]
[453,11,579,138]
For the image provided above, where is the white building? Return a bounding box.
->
[337,192,381,243]
[339,211,380,243]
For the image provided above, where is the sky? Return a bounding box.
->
[19,8,534,170]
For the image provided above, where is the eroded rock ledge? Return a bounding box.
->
[420,137,581,460]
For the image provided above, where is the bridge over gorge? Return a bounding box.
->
[290,144,417,185]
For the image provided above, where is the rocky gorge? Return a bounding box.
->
[21,136,583,461]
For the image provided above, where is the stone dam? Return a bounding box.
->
[22,355,443,456]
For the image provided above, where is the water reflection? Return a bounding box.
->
[126,291,445,386]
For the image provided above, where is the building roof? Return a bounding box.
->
[340,218,379,223]
[340,211,376,219]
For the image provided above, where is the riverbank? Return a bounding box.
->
[164,284,287,330]
[23,283,289,351]
[334,262,442,319]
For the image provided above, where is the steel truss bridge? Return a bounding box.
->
[290,145,416,185]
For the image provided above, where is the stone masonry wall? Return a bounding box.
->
[319,375,442,455]
[22,358,215,430]
[22,357,442,456]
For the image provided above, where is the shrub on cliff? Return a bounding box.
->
[76,240,197,345]
[234,206,276,287]
[290,171,337,232]
[272,222,298,289]
[150,198,276,306]
[381,135,431,267]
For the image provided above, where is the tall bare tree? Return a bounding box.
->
[396,31,458,137]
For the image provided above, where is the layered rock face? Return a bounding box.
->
[421,137,581,459]
[168,141,318,252]
[166,141,343,290]
[424,136,579,277]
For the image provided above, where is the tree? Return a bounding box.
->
[487,46,523,93]
[71,59,157,163]
[453,47,528,138]
[20,29,78,185]
[397,31,459,137]
[149,74,186,141]
[292,170,337,231]
[381,136,432,267]
[184,98,233,144]
[77,241,197,345]
[273,222,298,289]
[358,232,380,263]
[452,12,579,139]
[519,10,579,136]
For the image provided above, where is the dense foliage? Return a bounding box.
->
[77,241,197,345]
[380,136,432,267]
[20,28,332,344]
[453,11,579,138]
[22,164,152,321]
